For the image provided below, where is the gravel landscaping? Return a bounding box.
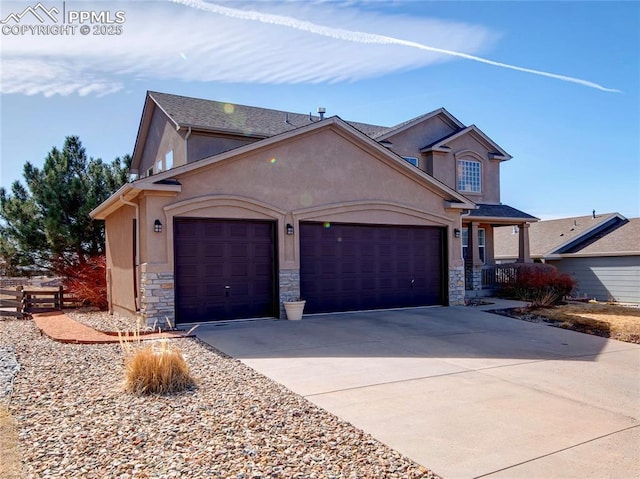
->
[1,314,440,479]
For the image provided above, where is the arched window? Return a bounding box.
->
[457,159,481,193]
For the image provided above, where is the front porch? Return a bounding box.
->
[461,204,539,298]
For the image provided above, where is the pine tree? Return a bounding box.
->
[0,136,130,275]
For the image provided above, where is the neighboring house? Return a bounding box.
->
[494,213,640,303]
[91,91,537,325]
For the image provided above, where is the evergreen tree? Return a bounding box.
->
[0,136,130,275]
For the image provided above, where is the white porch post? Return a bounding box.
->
[517,222,533,263]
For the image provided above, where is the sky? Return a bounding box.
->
[1,0,638,221]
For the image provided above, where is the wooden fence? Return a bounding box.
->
[0,286,81,318]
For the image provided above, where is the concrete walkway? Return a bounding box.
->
[193,300,640,479]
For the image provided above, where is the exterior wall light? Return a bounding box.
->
[454,228,461,239]
[286,223,294,235]
[154,219,163,233]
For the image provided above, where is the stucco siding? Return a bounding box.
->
[139,108,184,175]
[549,256,640,303]
[188,133,255,163]
[384,115,457,160]
[446,134,501,204]
[176,127,454,217]
[104,205,137,316]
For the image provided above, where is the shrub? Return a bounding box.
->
[58,255,107,310]
[121,338,196,395]
[499,263,576,307]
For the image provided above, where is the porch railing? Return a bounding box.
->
[483,264,518,289]
[466,264,519,291]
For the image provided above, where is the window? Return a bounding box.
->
[457,159,481,192]
[462,228,469,260]
[402,156,419,167]
[156,159,163,173]
[165,150,174,170]
[462,227,485,263]
[146,167,154,177]
[478,228,486,263]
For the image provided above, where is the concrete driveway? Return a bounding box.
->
[192,301,640,478]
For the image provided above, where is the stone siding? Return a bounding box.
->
[448,266,465,305]
[140,264,175,328]
[279,269,300,319]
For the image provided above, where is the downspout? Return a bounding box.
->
[184,126,192,163]
[120,195,141,311]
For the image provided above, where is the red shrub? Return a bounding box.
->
[500,263,576,307]
[59,255,108,310]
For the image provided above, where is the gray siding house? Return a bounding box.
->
[495,213,640,303]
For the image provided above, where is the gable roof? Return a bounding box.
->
[421,125,512,160]
[93,115,475,220]
[131,91,391,172]
[494,212,630,259]
[374,108,465,141]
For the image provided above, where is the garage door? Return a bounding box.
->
[300,222,445,314]
[174,218,276,323]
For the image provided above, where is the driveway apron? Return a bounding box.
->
[192,302,640,479]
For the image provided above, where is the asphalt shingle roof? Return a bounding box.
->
[468,203,538,221]
[576,217,640,254]
[493,212,633,258]
[149,91,390,139]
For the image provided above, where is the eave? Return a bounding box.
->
[90,181,182,220]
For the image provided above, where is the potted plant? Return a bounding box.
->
[284,298,306,321]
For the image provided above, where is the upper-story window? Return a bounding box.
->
[402,156,419,167]
[457,159,481,193]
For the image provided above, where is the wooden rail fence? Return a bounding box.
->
[0,286,81,318]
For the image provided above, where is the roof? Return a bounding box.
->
[572,217,640,256]
[93,116,475,220]
[467,203,538,222]
[148,91,390,138]
[494,212,632,259]
[374,108,465,141]
[421,125,512,160]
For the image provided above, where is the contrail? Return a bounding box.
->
[169,0,620,93]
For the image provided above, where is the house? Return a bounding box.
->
[494,213,640,303]
[91,91,537,325]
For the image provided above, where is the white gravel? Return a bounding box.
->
[1,315,440,479]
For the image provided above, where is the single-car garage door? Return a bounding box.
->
[300,222,445,314]
[174,218,277,323]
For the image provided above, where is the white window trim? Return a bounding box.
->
[457,158,482,193]
[462,227,486,263]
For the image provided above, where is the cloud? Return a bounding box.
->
[0,0,497,96]
[0,0,618,96]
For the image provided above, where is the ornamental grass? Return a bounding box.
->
[118,325,197,396]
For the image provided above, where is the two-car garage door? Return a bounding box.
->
[174,219,445,323]
[300,222,444,314]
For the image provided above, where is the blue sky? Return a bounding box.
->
[1,0,638,220]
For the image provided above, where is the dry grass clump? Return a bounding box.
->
[0,405,22,479]
[534,302,640,343]
[122,339,197,395]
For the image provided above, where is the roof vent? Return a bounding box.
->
[592,209,596,219]
[318,107,326,120]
